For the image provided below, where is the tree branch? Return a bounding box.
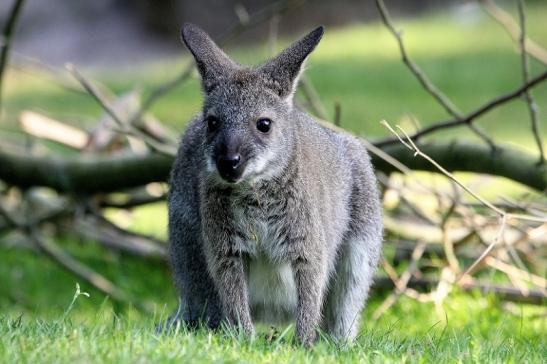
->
[375,0,462,119]
[480,0,547,65]
[0,0,26,112]
[1,138,545,193]
[517,0,544,165]
[372,276,545,305]
[374,70,547,147]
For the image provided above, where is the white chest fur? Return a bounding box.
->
[247,255,297,323]
[232,205,298,323]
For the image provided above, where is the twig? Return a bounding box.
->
[19,111,89,149]
[517,0,544,165]
[380,121,546,286]
[381,121,545,223]
[459,214,507,279]
[0,202,151,311]
[373,241,426,319]
[374,69,547,147]
[219,0,306,45]
[11,53,85,94]
[480,0,547,65]
[373,276,545,304]
[28,228,132,304]
[439,188,461,273]
[299,76,329,120]
[126,62,194,128]
[0,0,26,113]
[333,102,342,127]
[74,215,167,260]
[485,256,547,290]
[66,64,177,156]
[374,0,500,149]
[375,0,461,118]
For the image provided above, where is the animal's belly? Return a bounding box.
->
[247,255,297,323]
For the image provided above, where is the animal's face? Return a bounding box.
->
[202,71,293,183]
[181,23,323,183]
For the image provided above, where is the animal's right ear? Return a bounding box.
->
[181,23,238,93]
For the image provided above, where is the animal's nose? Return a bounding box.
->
[218,154,241,170]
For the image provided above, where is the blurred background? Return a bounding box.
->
[0,0,545,360]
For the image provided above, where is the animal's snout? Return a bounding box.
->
[216,153,244,182]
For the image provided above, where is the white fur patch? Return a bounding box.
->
[247,256,297,323]
[245,148,282,182]
[231,204,297,323]
[205,157,216,172]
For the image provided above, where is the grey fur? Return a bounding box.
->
[166,23,383,345]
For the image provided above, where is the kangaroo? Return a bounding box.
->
[166,23,383,345]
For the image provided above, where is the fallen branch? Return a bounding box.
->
[19,111,89,149]
[74,215,167,260]
[1,138,546,192]
[372,276,545,305]
[0,202,152,311]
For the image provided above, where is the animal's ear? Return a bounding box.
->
[181,23,239,93]
[258,26,324,99]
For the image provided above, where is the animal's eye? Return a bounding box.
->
[206,116,219,132]
[256,118,272,133]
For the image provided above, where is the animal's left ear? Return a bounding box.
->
[258,26,324,100]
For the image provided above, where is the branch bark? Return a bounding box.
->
[372,276,545,305]
[1,139,545,193]
[0,0,26,112]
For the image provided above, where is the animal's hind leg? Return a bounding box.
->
[165,232,223,330]
[323,232,380,340]
[160,194,223,331]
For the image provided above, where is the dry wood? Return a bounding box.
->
[19,111,89,149]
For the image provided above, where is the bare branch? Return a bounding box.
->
[381,121,546,222]
[299,76,329,120]
[480,0,547,65]
[0,0,26,113]
[381,120,545,291]
[66,64,177,156]
[373,276,545,304]
[373,241,427,319]
[374,70,547,147]
[74,214,167,260]
[376,0,513,149]
[517,0,544,165]
[2,135,546,193]
[375,0,461,118]
[0,202,152,311]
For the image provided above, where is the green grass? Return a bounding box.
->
[1,4,547,363]
[1,226,545,362]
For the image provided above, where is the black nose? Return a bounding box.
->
[216,154,244,182]
[218,154,241,170]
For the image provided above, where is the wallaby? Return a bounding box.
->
[166,23,383,345]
